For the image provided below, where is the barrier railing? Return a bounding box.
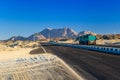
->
[50,43,120,55]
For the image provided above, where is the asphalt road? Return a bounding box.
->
[42,45,120,80]
[95,44,120,48]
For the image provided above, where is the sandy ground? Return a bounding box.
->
[0,47,37,62]
[0,44,82,80]
[96,39,120,44]
[0,42,43,62]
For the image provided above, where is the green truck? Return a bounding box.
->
[77,34,97,45]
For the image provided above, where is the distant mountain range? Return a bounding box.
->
[8,36,27,41]
[40,28,78,38]
[27,33,46,41]
[7,28,96,41]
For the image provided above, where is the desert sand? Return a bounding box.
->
[0,43,82,80]
[0,41,41,62]
[0,48,36,62]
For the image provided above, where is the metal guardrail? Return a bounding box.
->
[50,43,120,55]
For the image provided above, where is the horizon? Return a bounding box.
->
[1,27,120,40]
[0,0,120,40]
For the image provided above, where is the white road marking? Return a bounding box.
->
[39,43,47,53]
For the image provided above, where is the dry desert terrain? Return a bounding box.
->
[0,42,82,80]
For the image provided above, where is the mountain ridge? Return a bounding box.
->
[40,28,78,38]
[7,28,96,41]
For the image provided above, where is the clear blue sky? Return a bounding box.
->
[0,0,120,40]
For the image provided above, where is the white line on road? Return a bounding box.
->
[39,43,47,53]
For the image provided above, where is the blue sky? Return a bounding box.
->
[0,0,120,40]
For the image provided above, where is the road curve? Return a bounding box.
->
[43,45,120,80]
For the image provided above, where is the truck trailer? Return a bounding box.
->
[78,34,96,45]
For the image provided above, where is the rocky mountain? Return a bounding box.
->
[27,33,46,41]
[7,28,98,41]
[40,28,78,38]
[8,36,27,41]
[78,31,96,36]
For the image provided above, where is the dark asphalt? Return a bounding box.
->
[42,45,120,80]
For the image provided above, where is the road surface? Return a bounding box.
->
[43,45,120,80]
